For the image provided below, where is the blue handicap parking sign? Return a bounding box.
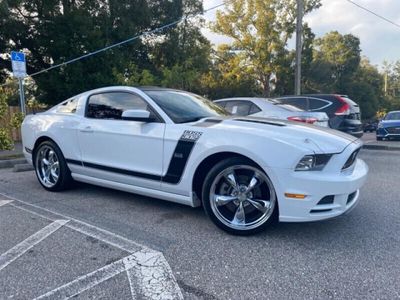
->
[11,51,25,62]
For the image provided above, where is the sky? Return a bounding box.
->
[202,0,400,68]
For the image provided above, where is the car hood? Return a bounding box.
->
[381,120,400,127]
[196,116,360,153]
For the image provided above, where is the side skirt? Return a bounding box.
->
[71,173,195,207]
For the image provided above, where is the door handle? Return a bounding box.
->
[80,126,93,133]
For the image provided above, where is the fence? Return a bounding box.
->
[0,106,44,141]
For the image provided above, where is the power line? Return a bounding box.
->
[346,0,400,29]
[1,1,227,87]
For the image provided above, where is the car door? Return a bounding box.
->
[77,91,165,190]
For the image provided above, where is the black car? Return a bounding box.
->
[274,94,363,138]
[363,120,378,132]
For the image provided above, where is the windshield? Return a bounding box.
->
[385,112,400,120]
[144,90,230,123]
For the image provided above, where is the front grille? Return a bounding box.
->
[342,148,360,170]
[386,127,400,134]
[310,209,332,213]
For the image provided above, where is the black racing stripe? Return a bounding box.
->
[162,140,195,184]
[66,159,82,166]
[83,161,161,181]
[64,130,202,185]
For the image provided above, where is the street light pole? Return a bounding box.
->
[295,0,303,95]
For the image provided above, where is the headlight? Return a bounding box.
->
[378,123,383,129]
[295,154,332,171]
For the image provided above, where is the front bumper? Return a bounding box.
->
[267,149,368,222]
[376,128,400,138]
[23,146,33,165]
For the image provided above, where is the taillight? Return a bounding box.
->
[287,116,317,124]
[334,95,350,115]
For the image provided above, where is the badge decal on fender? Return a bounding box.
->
[180,130,203,142]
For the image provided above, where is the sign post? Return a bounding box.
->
[11,51,27,115]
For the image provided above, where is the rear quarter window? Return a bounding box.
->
[307,97,331,110]
[56,98,78,114]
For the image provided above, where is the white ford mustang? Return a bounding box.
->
[22,86,368,235]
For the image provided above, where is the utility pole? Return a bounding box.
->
[295,0,303,95]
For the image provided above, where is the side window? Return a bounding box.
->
[86,92,149,120]
[280,97,308,110]
[215,101,227,108]
[249,104,262,114]
[57,98,78,114]
[308,98,331,110]
[224,101,252,116]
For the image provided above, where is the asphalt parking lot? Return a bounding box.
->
[0,149,399,299]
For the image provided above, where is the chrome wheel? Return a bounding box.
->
[209,165,276,231]
[35,145,60,188]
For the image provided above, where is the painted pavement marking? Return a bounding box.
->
[0,219,69,272]
[0,193,183,299]
[0,200,13,207]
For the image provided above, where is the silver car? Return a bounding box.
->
[215,97,329,127]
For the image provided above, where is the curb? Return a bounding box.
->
[363,144,400,152]
[0,158,27,169]
[13,163,34,172]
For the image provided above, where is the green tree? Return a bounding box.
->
[345,58,383,119]
[0,0,209,104]
[200,45,260,99]
[211,0,321,96]
[308,31,361,92]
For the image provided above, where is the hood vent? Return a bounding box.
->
[234,118,286,127]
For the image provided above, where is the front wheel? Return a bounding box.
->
[34,140,72,191]
[202,157,278,235]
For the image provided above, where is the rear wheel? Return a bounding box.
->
[34,140,72,191]
[202,157,278,235]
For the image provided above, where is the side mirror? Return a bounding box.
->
[121,109,154,122]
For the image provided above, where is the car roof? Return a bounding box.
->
[275,94,348,98]
[215,97,274,103]
[136,86,182,92]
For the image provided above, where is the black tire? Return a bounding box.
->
[33,140,73,191]
[376,137,383,141]
[202,157,278,235]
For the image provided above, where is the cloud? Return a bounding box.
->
[202,0,400,66]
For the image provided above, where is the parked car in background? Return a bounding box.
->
[363,120,378,132]
[274,95,363,138]
[214,97,329,127]
[376,111,400,140]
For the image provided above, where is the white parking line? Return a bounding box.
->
[33,253,134,300]
[0,200,13,207]
[0,193,183,299]
[34,249,183,300]
[0,219,69,272]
